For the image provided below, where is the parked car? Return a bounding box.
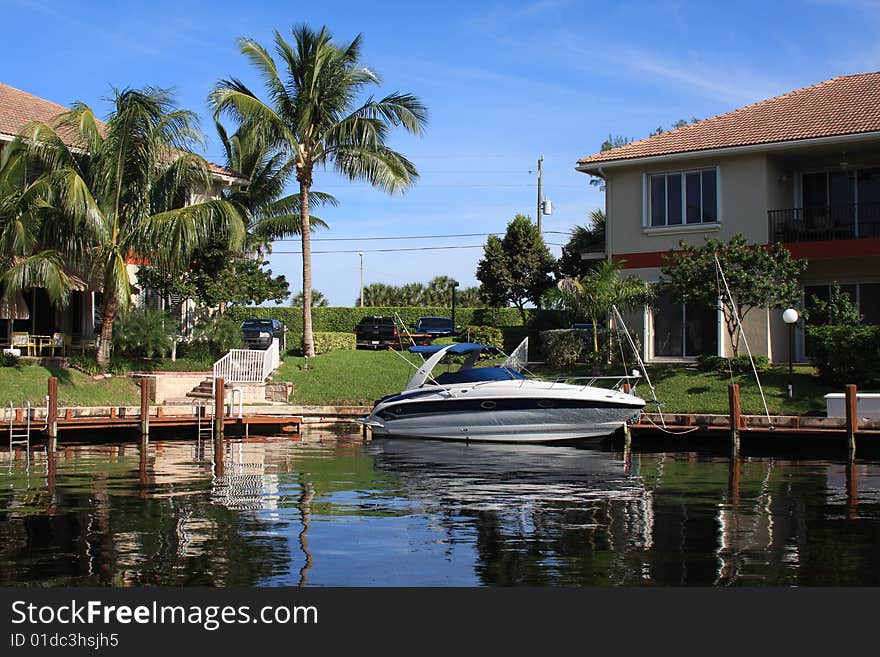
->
[354,316,400,349]
[241,318,285,350]
[413,316,460,337]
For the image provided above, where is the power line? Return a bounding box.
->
[274,230,570,243]
[272,243,566,254]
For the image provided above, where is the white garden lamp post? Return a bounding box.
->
[783,308,799,400]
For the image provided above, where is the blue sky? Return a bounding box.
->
[5,0,880,305]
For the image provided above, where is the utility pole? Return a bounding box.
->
[536,154,543,235]
[358,252,364,307]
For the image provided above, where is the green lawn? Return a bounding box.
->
[0,365,140,407]
[273,349,842,415]
[534,363,838,416]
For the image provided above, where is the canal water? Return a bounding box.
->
[2,429,880,587]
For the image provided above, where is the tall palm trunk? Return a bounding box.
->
[299,169,315,357]
[98,295,118,366]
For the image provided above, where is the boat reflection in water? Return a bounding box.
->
[367,439,657,585]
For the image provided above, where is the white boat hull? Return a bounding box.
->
[361,379,644,443]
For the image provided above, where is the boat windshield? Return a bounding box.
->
[433,367,524,385]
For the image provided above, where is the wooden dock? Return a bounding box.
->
[5,376,302,444]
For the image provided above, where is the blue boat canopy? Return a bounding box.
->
[408,342,501,355]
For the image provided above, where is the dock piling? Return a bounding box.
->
[728,383,741,454]
[47,377,58,446]
[214,377,225,440]
[845,384,858,458]
[139,378,150,441]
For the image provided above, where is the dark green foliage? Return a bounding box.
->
[225,305,539,347]
[0,352,20,367]
[112,307,174,358]
[312,331,356,354]
[696,354,770,374]
[463,325,504,349]
[557,210,606,278]
[659,234,806,356]
[476,214,555,322]
[807,282,862,325]
[541,329,592,368]
[191,315,243,357]
[806,325,880,386]
[540,328,644,369]
[68,353,102,376]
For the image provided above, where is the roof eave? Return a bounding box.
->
[575,130,880,174]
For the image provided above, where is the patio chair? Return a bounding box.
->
[50,333,66,357]
[11,332,35,356]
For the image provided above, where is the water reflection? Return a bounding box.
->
[1,432,880,586]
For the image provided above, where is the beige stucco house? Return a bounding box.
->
[577,72,880,363]
[0,82,247,345]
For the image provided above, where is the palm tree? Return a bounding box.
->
[557,259,652,355]
[290,289,328,307]
[210,24,427,357]
[19,87,245,365]
[216,122,333,254]
[0,144,73,311]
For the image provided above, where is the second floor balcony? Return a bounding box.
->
[768,203,880,243]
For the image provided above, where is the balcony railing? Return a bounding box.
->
[769,204,880,243]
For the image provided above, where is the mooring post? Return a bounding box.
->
[47,376,58,448]
[845,384,858,458]
[214,377,225,440]
[728,383,741,454]
[139,377,150,441]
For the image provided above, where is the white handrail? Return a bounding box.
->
[212,339,281,383]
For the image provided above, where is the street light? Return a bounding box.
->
[451,281,460,336]
[783,308,799,399]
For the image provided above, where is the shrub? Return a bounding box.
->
[191,315,243,357]
[0,352,20,367]
[541,329,592,368]
[806,325,880,386]
[113,307,173,358]
[108,355,132,376]
[463,325,504,349]
[68,353,102,375]
[696,354,770,373]
[313,331,356,354]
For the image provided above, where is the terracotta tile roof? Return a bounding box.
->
[0,82,247,182]
[578,72,880,166]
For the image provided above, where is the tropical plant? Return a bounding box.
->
[291,289,329,307]
[806,282,862,325]
[0,143,73,311]
[210,24,428,357]
[476,213,555,322]
[556,259,652,354]
[17,87,245,365]
[215,122,334,254]
[112,307,174,358]
[557,209,606,278]
[191,315,243,356]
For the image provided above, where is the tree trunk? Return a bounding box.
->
[97,296,118,367]
[300,178,315,357]
[591,311,599,354]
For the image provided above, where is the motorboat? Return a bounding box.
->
[359,340,645,443]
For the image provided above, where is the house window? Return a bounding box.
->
[648,169,717,227]
[652,296,718,358]
[804,283,880,326]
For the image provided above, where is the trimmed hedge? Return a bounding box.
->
[696,354,769,373]
[806,325,880,386]
[313,331,356,354]
[225,306,566,348]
